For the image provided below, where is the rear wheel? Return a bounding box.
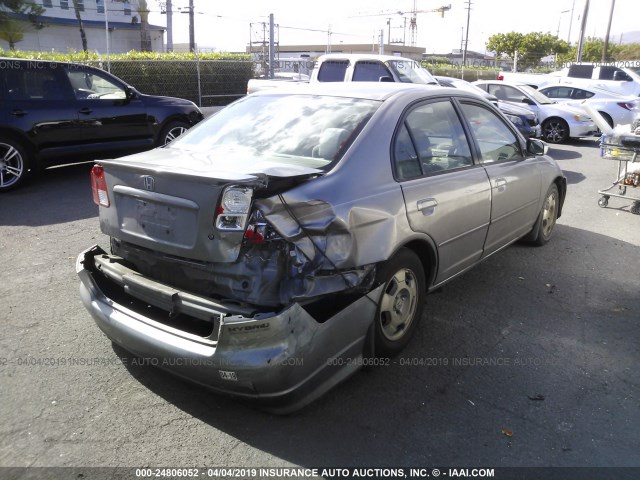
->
[542,118,569,144]
[159,121,190,146]
[374,248,426,356]
[0,137,30,192]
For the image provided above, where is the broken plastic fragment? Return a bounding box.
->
[502,428,513,437]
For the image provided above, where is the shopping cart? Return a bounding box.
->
[598,134,640,215]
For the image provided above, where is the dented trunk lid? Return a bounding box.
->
[98,147,322,263]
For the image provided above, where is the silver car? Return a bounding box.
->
[77,83,566,412]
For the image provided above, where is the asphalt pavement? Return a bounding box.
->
[0,138,639,476]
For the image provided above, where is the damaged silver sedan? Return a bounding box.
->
[77,83,566,412]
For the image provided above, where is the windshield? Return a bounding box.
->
[520,84,555,105]
[169,94,380,169]
[386,60,438,85]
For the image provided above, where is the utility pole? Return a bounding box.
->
[268,13,275,79]
[462,0,472,67]
[104,0,110,71]
[189,0,195,52]
[602,0,615,62]
[166,0,173,52]
[567,0,576,43]
[576,0,589,62]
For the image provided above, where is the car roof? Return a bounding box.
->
[250,81,459,102]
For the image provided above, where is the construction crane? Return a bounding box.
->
[352,3,451,47]
[407,3,451,47]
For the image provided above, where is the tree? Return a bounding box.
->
[71,0,87,52]
[556,37,623,64]
[137,0,151,52]
[0,0,45,50]
[0,16,25,49]
[486,32,569,71]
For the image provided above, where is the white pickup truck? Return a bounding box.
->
[247,53,439,94]
[498,63,640,96]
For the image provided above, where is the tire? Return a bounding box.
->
[542,118,569,144]
[528,183,559,246]
[374,248,426,356]
[159,121,190,146]
[0,137,31,192]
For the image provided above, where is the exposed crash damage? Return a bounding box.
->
[78,83,566,411]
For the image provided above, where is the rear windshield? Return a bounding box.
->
[170,94,380,169]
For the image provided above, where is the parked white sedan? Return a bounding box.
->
[538,85,640,128]
[474,80,597,143]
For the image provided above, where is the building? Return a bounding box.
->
[1,0,165,53]
[248,43,427,61]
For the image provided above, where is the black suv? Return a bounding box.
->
[0,58,204,192]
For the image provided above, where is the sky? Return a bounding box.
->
[147,0,637,55]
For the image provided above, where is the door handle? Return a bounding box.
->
[495,177,507,192]
[79,107,93,115]
[417,198,438,216]
[10,109,28,117]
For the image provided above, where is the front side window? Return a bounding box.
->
[488,84,525,103]
[387,60,437,85]
[460,103,522,164]
[393,99,473,179]
[65,68,127,100]
[542,86,572,99]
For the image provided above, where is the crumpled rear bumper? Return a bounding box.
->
[76,245,379,413]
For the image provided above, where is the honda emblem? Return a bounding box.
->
[142,175,155,191]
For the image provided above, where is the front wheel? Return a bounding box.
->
[528,183,559,246]
[542,118,569,144]
[0,137,31,192]
[159,121,190,146]
[374,248,426,356]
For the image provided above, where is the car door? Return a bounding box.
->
[64,66,153,154]
[2,61,81,160]
[458,101,542,256]
[394,98,492,285]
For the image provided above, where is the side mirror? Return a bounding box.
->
[521,97,535,105]
[124,85,137,100]
[379,76,394,82]
[527,138,548,156]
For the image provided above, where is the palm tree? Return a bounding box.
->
[137,0,151,51]
[0,16,26,49]
[71,0,87,52]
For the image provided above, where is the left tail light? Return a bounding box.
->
[91,165,110,207]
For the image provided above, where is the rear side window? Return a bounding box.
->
[317,60,348,82]
[393,99,473,180]
[571,88,594,99]
[460,103,522,164]
[3,63,73,101]
[352,61,392,82]
[568,64,594,79]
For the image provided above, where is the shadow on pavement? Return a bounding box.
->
[562,169,587,185]
[0,162,97,226]
[112,224,640,468]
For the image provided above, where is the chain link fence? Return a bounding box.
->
[88,59,254,107]
[84,59,499,107]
